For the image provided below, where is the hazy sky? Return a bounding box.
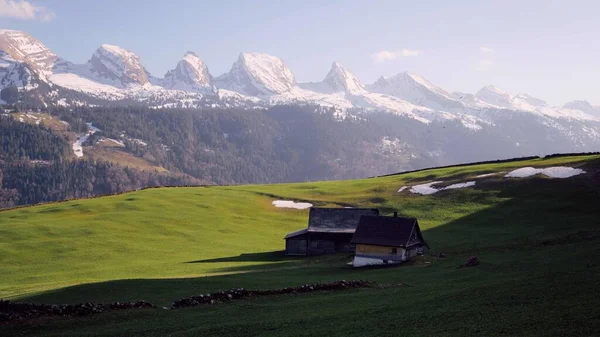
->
[1,0,599,105]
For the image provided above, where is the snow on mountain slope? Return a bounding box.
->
[475,86,546,112]
[163,52,212,91]
[452,92,497,109]
[0,51,33,89]
[86,44,150,86]
[299,62,367,95]
[514,93,547,108]
[268,86,432,121]
[294,63,442,121]
[321,62,367,95]
[214,52,295,96]
[0,29,598,133]
[0,30,57,74]
[563,100,600,117]
[49,71,126,99]
[368,72,465,111]
[474,85,599,121]
[475,85,514,109]
[48,46,209,102]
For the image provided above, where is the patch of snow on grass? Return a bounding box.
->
[410,181,443,195]
[541,167,586,178]
[99,138,125,146]
[444,181,476,189]
[397,186,408,192]
[475,173,496,178]
[408,180,477,195]
[272,200,313,209]
[504,167,539,178]
[505,166,585,179]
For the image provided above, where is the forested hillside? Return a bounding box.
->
[0,113,200,208]
[2,103,599,209]
[45,105,432,184]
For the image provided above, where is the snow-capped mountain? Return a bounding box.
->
[1,29,599,175]
[214,52,296,96]
[368,72,465,111]
[0,29,57,73]
[1,29,599,130]
[0,50,32,89]
[475,85,515,109]
[514,93,547,109]
[472,85,599,121]
[563,100,600,117]
[163,52,212,91]
[475,86,548,112]
[295,62,436,121]
[86,44,150,86]
[321,61,367,94]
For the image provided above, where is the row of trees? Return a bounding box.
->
[0,159,200,208]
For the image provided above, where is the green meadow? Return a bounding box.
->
[1,154,599,336]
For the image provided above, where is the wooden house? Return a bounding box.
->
[350,213,429,267]
[285,208,379,256]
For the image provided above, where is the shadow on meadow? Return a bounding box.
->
[185,251,290,263]
[16,161,600,309]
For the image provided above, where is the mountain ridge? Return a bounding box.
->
[1,26,600,152]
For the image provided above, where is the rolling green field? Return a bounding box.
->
[1,155,600,336]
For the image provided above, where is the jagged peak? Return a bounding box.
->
[366,71,465,110]
[163,51,211,89]
[87,44,149,86]
[181,51,207,67]
[0,29,57,74]
[323,61,365,95]
[563,100,593,109]
[216,51,295,95]
[514,93,547,107]
[95,44,138,59]
[478,85,509,95]
[562,100,600,116]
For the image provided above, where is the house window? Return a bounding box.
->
[391,248,397,254]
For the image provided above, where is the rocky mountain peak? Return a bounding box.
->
[87,44,149,86]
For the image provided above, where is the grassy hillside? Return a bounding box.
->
[1,154,599,336]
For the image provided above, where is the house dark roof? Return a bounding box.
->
[285,208,380,239]
[351,215,428,248]
[284,228,307,239]
[307,208,380,233]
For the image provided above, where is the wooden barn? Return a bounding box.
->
[350,213,429,267]
[285,208,380,256]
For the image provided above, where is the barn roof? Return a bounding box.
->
[307,208,380,233]
[351,215,428,248]
[284,208,380,239]
[284,228,307,239]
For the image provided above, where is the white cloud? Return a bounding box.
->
[0,0,55,22]
[371,49,421,62]
[480,46,494,53]
[476,59,495,71]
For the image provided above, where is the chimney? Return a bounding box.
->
[393,211,398,217]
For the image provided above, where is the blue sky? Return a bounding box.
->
[1,0,599,105]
